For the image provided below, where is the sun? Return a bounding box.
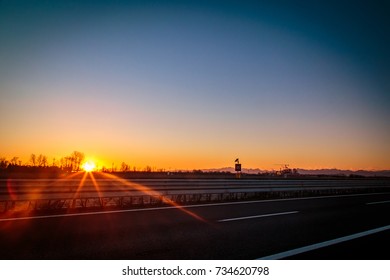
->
[82,161,96,172]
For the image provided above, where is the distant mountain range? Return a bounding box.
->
[202,167,390,177]
[202,167,264,174]
[296,169,390,177]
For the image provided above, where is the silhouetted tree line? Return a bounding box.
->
[0,151,85,173]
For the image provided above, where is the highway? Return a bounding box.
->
[1,178,390,212]
[1,191,389,259]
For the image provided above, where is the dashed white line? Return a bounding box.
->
[218,211,299,222]
[258,224,390,260]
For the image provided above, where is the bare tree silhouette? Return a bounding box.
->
[37,154,48,167]
[121,162,130,172]
[71,151,85,171]
[10,156,19,165]
[30,154,37,167]
[0,157,8,169]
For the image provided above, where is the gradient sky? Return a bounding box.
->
[1,0,389,170]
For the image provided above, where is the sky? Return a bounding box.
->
[1,0,389,171]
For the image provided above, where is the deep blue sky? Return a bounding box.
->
[1,0,389,170]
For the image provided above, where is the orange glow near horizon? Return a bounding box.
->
[0,149,389,172]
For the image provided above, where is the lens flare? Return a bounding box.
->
[82,161,96,172]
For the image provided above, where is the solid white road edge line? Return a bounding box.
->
[366,200,390,205]
[218,211,299,222]
[257,224,390,260]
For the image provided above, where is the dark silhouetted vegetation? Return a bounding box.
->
[1,152,389,180]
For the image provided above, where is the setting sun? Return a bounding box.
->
[82,161,96,172]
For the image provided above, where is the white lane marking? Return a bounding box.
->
[366,200,390,205]
[258,224,390,260]
[218,211,298,222]
[0,192,387,222]
[185,192,390,209]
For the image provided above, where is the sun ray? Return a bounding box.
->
[89,172,103,199]
[71,171,88,199]
[99,172,208,223]
[6,179,17,200]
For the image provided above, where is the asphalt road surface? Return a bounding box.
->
[1,192,389,259]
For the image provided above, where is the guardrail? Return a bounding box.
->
[1,179,389,197]
[1,178,390,213]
